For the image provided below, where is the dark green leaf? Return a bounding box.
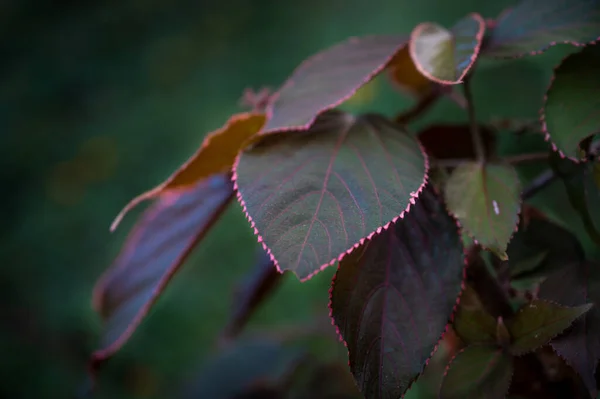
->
[453,285,498,345]
[542,45,600,160]
[444,162,521,255]
[263,36,407,133]
[179,339,304,399]
[510,251,549,277]
[234,110,427,281]
[484,0,600,58]
[330,187,465,399]
[552,155,600,245]
[507,299,592,355]
[91,175,234,364]
[410,13,486,84]
[507,214,585,280]
[439,345,513,399]
[539,262,600,397]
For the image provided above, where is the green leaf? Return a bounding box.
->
[179,338,304,399]
[330,187,465,399]
[439,345,513,399]
[552,156,600,245]
[539,262,600,398]
[234,110,428,281]
[542,45,600,160]
[484,0,600,58]
[453,285,498,345]
[507,214,585,280]
[409,13,486,84]
[263,35,407,133]
[507,299,592,355]
[444,162,521,255]
[91,175,234,364]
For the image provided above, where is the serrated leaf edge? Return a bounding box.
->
[549,341,600,398]
[326,193,468,398]
[231,128,430,282]
[90,188,235,364]
[262,36,408,134]
[540,42,600,163]
[409,13,486,85]
[509,299,594,356]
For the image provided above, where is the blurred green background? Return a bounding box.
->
[2,1,597,398]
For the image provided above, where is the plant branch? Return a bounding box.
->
[521,169,556,200]
[432,152,549,168]
[394,90,440,125]
[463,77,485,163]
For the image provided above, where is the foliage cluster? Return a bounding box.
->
[90,0,600,397]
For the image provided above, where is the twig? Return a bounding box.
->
[521,169,556,200]
[394,90,440,125]
[463,77,485,163]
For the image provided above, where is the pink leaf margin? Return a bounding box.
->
[262,36,409,135]
[90,189,235,367]
[326,191,470,398]
[409,13,486,85]
[231,134,430,282]
[540,43,600,163]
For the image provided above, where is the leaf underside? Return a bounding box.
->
[543,45,600,160]
[330,187,465,399]
[234,110,428,281]
[387,46,434,97]
[484,0,600,58]
[444,162,521,255]
[410,13,485,84]
[507,299,592,355]
[440,345,513,399]
[263,35,407,133]
[92,175,234,362]
[539,262,600,397]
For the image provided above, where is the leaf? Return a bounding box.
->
[222,249,283,339]
[178,338,304,399]
[329,187,465,399]
[110,113,265,230]
[552,156,600,245]
[417,124,496,161]
[409,13,486,85]
[387,46,435,97]
[539,262,600,397]
[439,345,513,399]
[507,213,585,280]
[444,162,521,255]
[234,110,428,281]
[453,285,499,345]
[509,251,549,278]
[263,35,407,133]
[483,0,600,58]
[91,175,234,364]
[507,299,592,355]
[542,45,600,161]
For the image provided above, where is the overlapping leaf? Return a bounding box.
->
[329,187,465,399]
[387,46,435,97]
[542,45,600,160]
[110,113,265,230]
[410,13,486,84]
[263,35,407,133]
[92,175,234,364]
[539,262,600,397]
[234,110,428,281]
[418,124,496,161]
[444,162,521,256]
[453,285,498,345]
[507,300,592,355]
[484,0,600,58]
[439,345,513,399]
[552,156,600,245]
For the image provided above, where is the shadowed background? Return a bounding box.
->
[1,0,590,398]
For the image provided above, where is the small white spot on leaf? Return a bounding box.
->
[492,200,500,215]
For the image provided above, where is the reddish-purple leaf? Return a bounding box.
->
[263,36,407,133]
[329,187,465,399]
[538,262,600,398]
[234,110,428,281]
[92,175,234,363]
[418,124,496,161]
[410,13,486,85]
[484,0,600,58]
[542,45,600,161]
[439,345,513,399]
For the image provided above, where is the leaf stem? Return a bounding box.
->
[463,77,485,163]
[432,152,549,168]
[394,90,440,125]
